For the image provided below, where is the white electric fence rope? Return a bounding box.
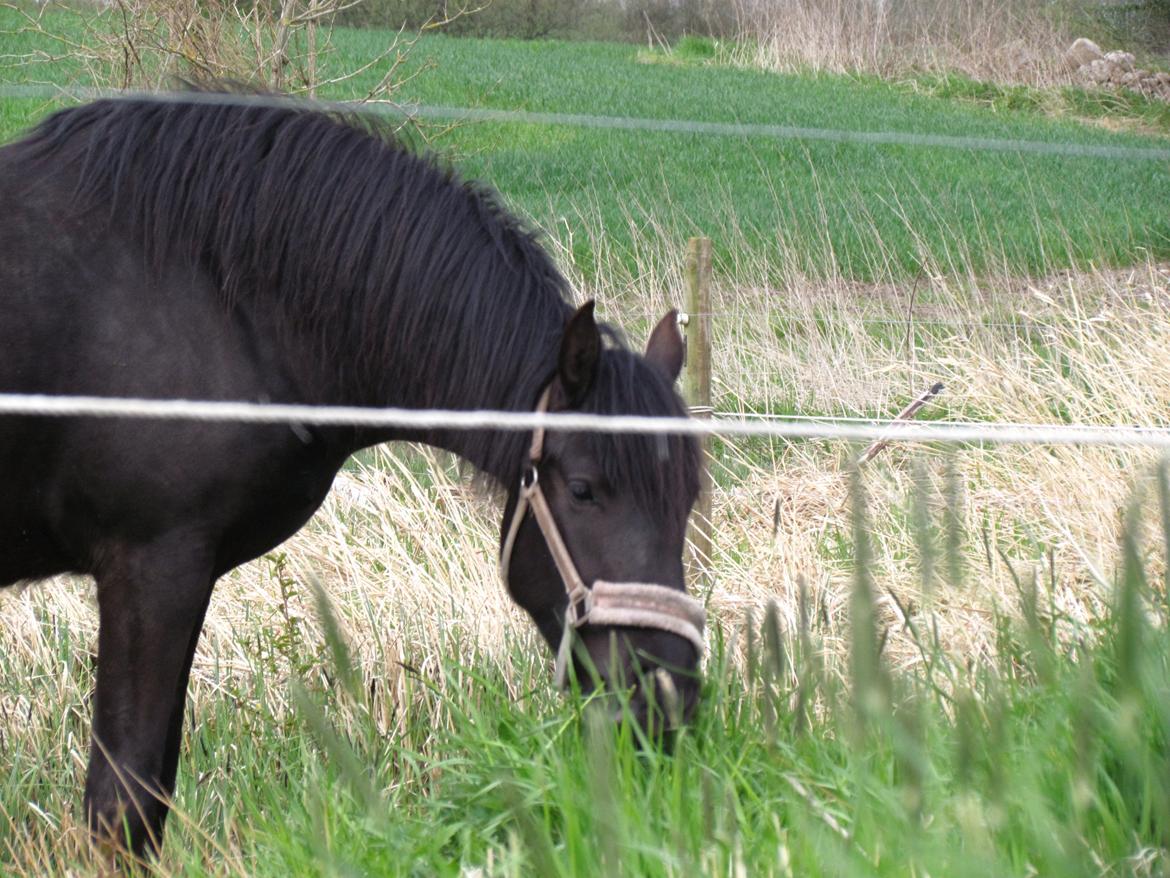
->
[3,392,1170,449]
[1,84,1168,162]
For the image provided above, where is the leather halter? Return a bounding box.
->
[498,387,707,687]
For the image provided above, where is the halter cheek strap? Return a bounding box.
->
[498,387,707,687]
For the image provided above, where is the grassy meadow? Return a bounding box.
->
[4,9,1170,876]
[3,10,1170,281]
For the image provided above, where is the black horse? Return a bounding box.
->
[0,94,702,855]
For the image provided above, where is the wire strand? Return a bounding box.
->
[2,392,1170,449]
[1,84,1167,162]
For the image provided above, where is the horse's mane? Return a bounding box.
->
[11,90,698,516]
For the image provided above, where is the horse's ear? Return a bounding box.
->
[558,300,601,406]
[644,310,684,382]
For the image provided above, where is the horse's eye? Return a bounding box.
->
[568,479,595,504]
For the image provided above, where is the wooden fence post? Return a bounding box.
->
[684,236,713,582]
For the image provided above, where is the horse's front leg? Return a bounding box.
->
[84,532,215,857]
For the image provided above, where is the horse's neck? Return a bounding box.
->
[322,306,560,485]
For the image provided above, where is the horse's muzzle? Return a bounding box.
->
[571,621,703,745]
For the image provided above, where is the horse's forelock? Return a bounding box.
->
[581,346,701,523]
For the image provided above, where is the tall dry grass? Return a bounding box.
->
[728,0,1079,85]
[546,188,1170,670]
[3,234,1167,734]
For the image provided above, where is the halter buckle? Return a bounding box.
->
[520,464,539,494]
[566,583,593,627]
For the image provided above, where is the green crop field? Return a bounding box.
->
[3,12,1170,282]
[366,35,1170,281]
[4,8,1170,876]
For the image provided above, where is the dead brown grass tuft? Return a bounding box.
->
[3,259,1167,725]
[729,0,1078,87]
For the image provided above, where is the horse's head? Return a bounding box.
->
[500,301,704,737]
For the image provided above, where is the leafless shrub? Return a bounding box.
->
[2,0,470,99]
